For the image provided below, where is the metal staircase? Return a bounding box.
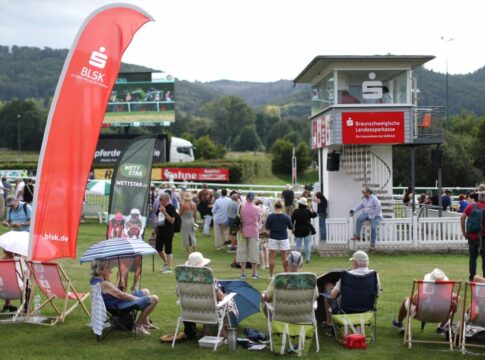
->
[340,145,394,218]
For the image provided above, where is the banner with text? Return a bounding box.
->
[161,168,229,182]
[342,112,405,144]
[107,136,155,239]
[29,5,153,261]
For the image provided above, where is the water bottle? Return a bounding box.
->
[33,293,41,319]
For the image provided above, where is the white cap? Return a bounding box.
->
[424,268,448,281]
[298,197,308,205]
[349,250,369,263]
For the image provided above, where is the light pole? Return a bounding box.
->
[441,36,454,126]
[16,114,21,160]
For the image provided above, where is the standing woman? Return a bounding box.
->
[180,192,198,257]
[292,197,317,264]
[313,192,328,242]
[197,191,213,237]
[265,201,293,278]
[156,193,176,273]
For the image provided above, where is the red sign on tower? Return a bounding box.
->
[342,112,405,144]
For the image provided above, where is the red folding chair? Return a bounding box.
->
[459,282,485,352]
[404,280,461,350]
[27,261,90,326]
[0,259,26,323]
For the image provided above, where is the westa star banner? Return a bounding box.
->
[107,135,156,240]
[29,5,153,261]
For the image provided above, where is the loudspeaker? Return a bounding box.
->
[327,152,340,171]
[431,149,443,168]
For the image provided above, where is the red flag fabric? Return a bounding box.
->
[29,5,153,262]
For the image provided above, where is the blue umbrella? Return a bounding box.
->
[80,237,157,263]
[219,280,261,325]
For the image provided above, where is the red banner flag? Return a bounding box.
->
[29,5,153,262]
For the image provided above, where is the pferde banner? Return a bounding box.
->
[342,112,405,144]
[29,5,153,262]
[162,168,230,182]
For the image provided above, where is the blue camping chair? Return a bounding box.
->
[330,271,379,341]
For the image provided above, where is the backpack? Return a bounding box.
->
[8,203,30,222]
[173,212,182,233]
[466,204,485,237]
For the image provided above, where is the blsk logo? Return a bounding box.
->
[89,46,108,69]
[362,72,382,100]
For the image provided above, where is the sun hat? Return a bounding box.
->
[424,268,448,281]
[130,208,140,215]
[114,213,124,221]
[298,197,308,205]
[185,252,211,267]
[349,250,369,263]
[182,192,192,201]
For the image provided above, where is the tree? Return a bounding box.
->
[193,135,226,160]
[201,95,255,149]
[270,139,293,174]
[233,126,263,151]
[0,99,47,151]
[295,141,312,174]
[266,121,292,150]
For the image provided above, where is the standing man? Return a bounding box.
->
[350,188,382,249]
[281,184,295,217]
[15,178,25,201]
[211,189,231,251]
[237,192,261,279]
[461,191,485,281]
[3,195,31,231]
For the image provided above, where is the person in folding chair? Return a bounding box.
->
[1,250,27,314]
[175,252,238,341]
[391,268,458,334]
[90,259,159,335]
[323,250,380,338]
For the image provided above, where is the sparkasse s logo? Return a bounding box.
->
[362,72,382,100]
[89,46,108,69]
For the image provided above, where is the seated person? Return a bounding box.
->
[1,249,27,313]
[339,90,360,104]
[261,251,319,316]
[391,268,457,333]
[178,252,238,340]
[323,250,380,326]
[90,259,158,335]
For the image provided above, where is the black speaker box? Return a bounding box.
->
[327,152,340,171]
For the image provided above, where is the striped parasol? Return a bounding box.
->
[80,237,157,263]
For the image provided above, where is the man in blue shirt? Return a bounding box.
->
[3,195,31,231]
[212,189,231,251]
[350,188,382,249]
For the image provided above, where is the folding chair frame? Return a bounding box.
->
[27,262,90,326]
[459,281,485,353]
[404,279,461,350]
[265,272,319,356]
[0,259,27,323]
[171,266,236,351]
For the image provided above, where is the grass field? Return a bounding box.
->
[0,223,479,359]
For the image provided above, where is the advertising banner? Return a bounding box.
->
[311,114,331,149]
[29,5,153,262]
[342,112,405,144]
[107,136,156,240]
[161,168,229,182]
[95,168,162,180]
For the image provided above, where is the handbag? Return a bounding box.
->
[192,223,199,232]
[310,223,316,236]
[233,205,242,231]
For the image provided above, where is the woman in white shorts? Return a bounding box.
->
[265,201,294,279]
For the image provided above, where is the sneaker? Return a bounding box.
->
[145,320,160,330]
[163,267,173,274]
[436,325,447,334]
[134,325,151,335]
[306,259,310,264]
[252,274,260,279]
[392,320,404,332]
[269,275,274,280]
[351,236,360,241]
[240,274,246,279]
[160,265,168,273]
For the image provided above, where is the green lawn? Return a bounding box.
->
[0,223,479,359]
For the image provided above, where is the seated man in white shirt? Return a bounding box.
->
[350,188,382,249]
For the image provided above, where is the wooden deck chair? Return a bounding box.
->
[0,259,27,323]
[27,261,90,326]
[172,265,236,351]
[459,282,485,353]
[330,271,379,342]
[418,113,432,128]
[404,280,461,350]
[265,272,319,356]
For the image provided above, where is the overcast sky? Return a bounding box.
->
[2,0,483,82]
